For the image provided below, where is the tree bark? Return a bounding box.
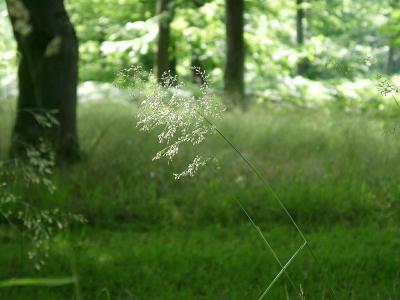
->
[6,0,79,163]
[224,0,245,109]
[154,0,173,83]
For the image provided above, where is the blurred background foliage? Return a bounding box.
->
[2,0,400,111]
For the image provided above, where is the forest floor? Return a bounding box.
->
[0,100,399,299]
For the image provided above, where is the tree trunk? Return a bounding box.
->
[296,0,304,46]
[169,41,177,78]
[6,0,80,163]
[154,0,173,83]
[190,0,205,85]
[296,0,308,76]
[224,0,245,109]
[385,43,394,75]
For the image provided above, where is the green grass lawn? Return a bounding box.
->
[1,101,400,299]
[1,225,399,299]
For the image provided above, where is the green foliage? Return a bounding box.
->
[1,0,399,101]
[380,6,400,47]
[171,0,225,80]
[0,2,16,94]
[66,0,157,81]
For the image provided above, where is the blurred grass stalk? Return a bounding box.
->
[0,277,76,288]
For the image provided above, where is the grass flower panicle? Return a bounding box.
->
[376,74,399,96]
[115,65,225,179]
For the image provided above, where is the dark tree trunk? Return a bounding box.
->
[190,0,205,85]
[296,0,304,46]
[6,0,79,163]
[154,0,173,82]
[224,0,245,109]
[169,41,177,78]
[296,0,309,76]
[385,43,394,75]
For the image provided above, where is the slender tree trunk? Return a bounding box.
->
[154,0,173,82]
[385,43,394,75]
[296,0,308,76]
[296,0,304,46]
[169,41,177,77]
[6,0,79,163]
[190,0,205,85]
[224,0,245,109]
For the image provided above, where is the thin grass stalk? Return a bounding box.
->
[236,200,300,295]
[200,112,337,299]
[259,241,307,300]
